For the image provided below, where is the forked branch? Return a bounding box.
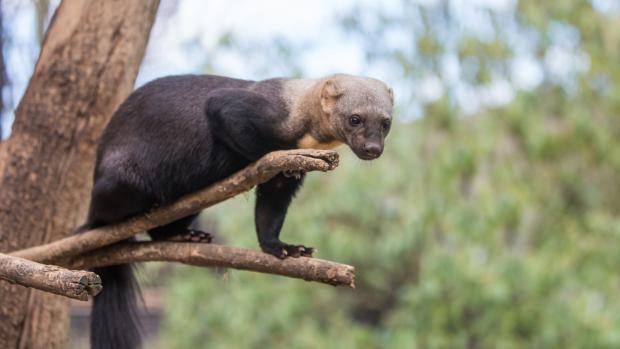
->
[8,150,354,289]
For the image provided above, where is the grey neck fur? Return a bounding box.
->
[282,78,340,142]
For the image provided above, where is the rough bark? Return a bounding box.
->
[0,253,101,301]
[0,0,5,139]
[12,149,339,264]
[0,1,159,348]
[67,242,355,288]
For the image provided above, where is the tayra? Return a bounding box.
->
[83,74,394,349]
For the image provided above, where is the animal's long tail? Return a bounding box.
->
[91,263,142,349]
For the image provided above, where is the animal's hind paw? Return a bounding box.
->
[165,229,213,243]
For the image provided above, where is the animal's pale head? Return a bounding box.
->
[320,74,394,160]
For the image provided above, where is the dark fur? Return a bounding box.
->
[84,74,392,349]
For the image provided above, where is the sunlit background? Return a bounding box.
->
[3,0,620,348]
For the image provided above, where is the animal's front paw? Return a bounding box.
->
[261,241,314,259]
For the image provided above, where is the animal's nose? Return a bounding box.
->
[363,142,382,157]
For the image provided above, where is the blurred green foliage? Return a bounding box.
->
[156,1,620,348]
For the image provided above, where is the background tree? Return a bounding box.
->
[0,1,159,348]
[0,0,5,138]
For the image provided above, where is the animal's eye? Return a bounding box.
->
[349,115,362,126]
[382,120,391,131]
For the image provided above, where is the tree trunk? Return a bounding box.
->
[0,0,5,138]
[0,1,159,348]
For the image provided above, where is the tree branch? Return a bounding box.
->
[10,150,343,284]
[0,253,101,301]
[64,242,355,288]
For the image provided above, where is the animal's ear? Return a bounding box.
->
[387,87,394,106]
[320,79,343,114]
